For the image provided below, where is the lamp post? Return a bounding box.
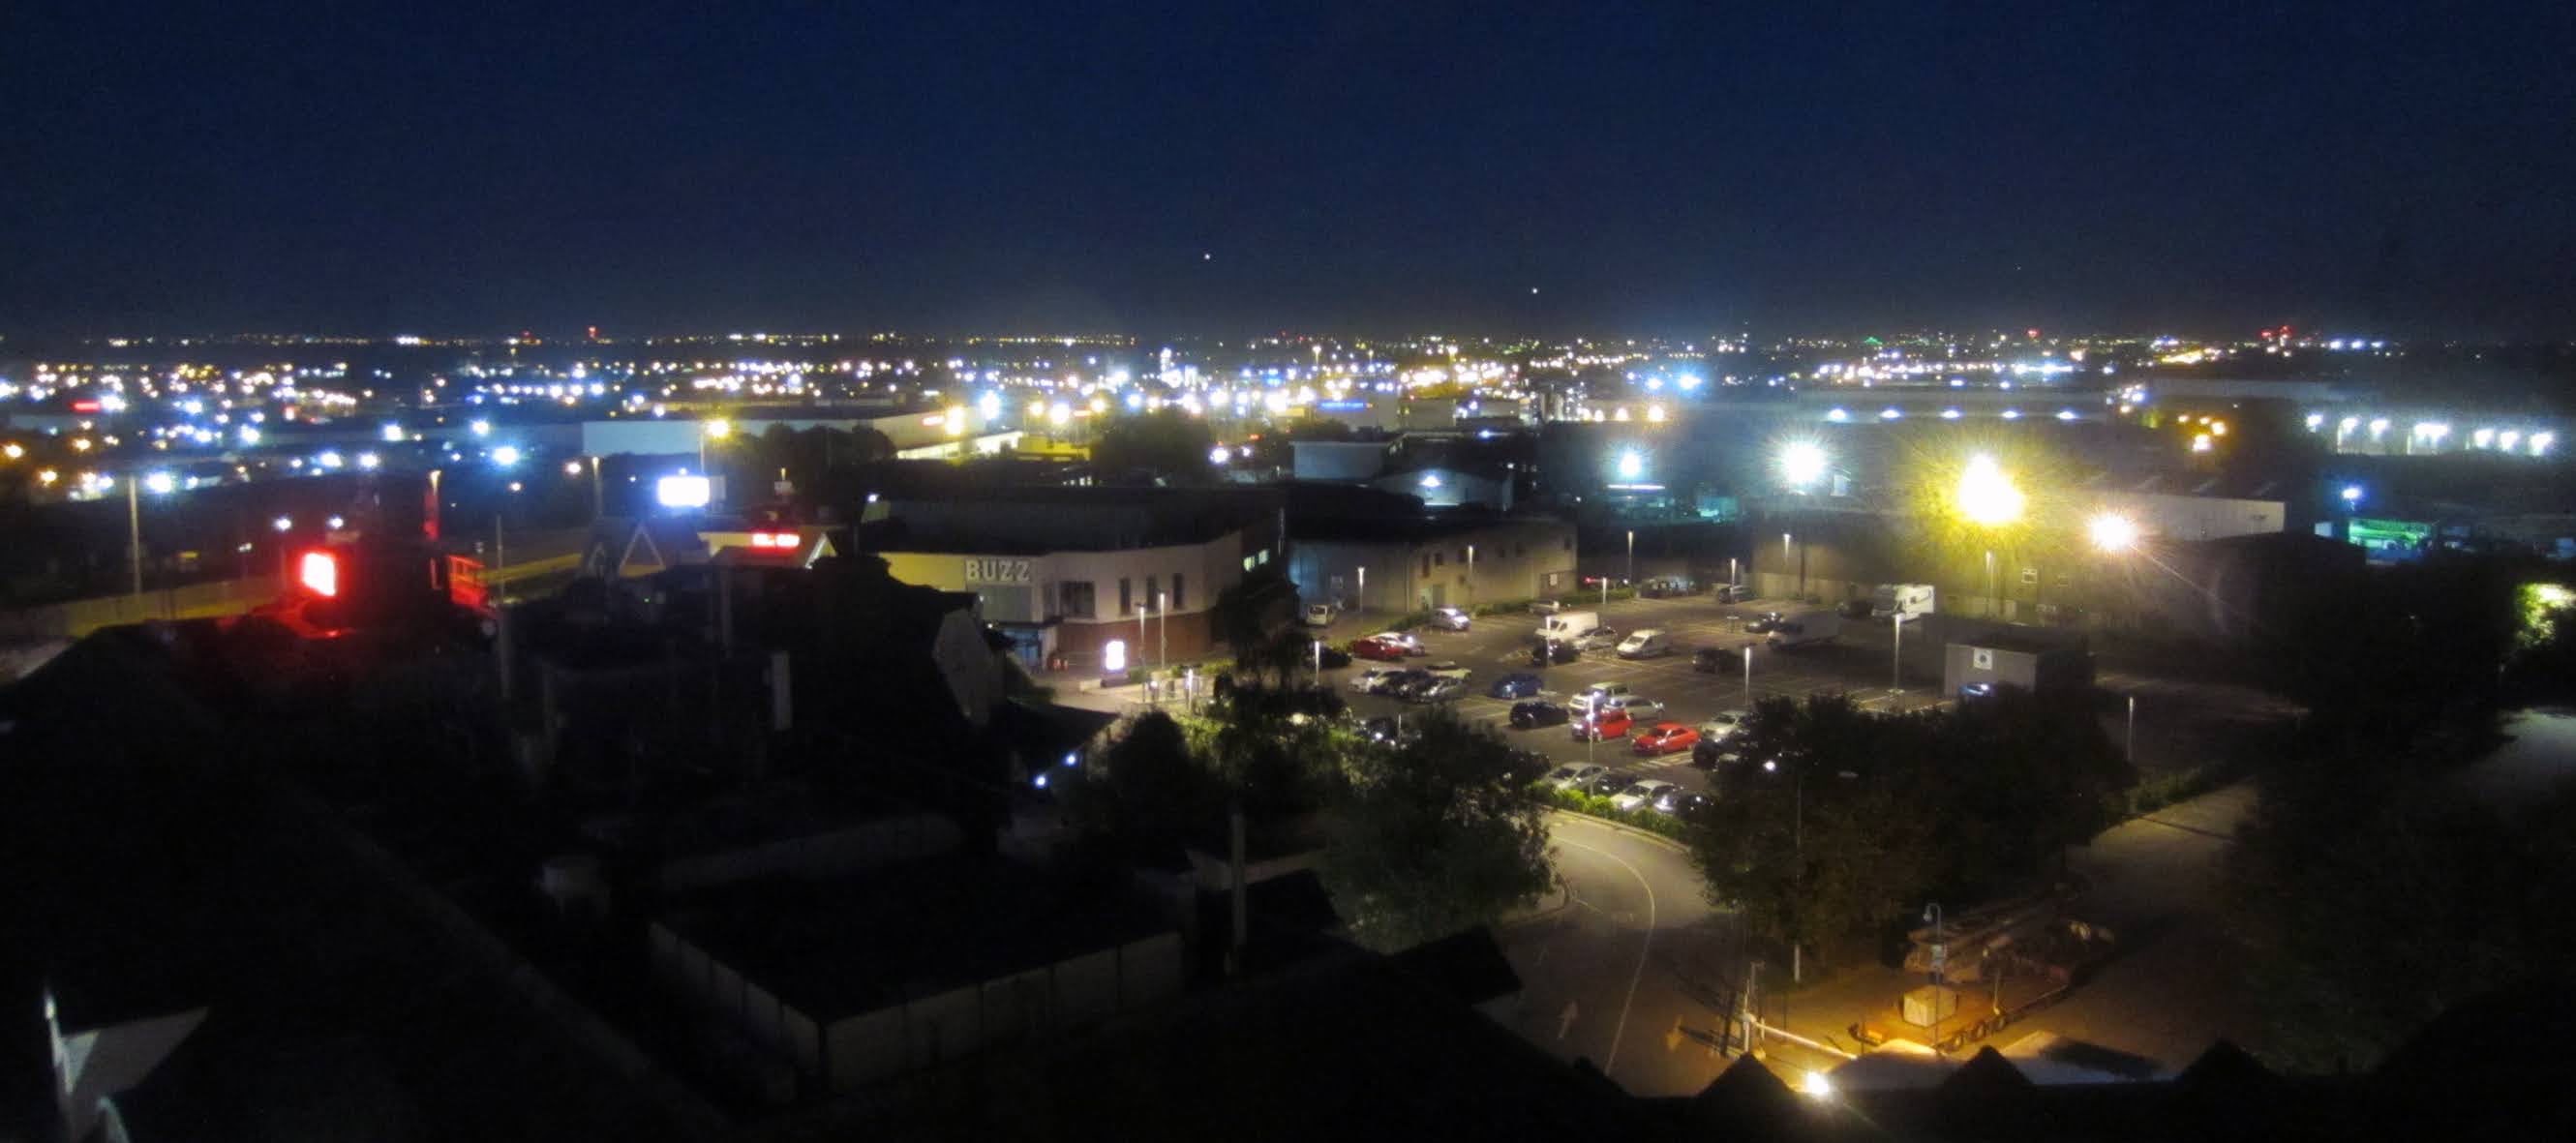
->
[1625,529,1635,592]
[1467,543,1476,609]
[126,476,143,601]
[1956,454,2022,619]
[1356,565,1366,614]
[1159,590,1168,672]
[1892,612,1905,692]
[2126,695,2137,763]
[1924,902,1947,1057]
[700,417,731,478]
[1743,645,1753,707]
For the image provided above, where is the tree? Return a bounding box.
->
[1318,707,1554,952]
[1061,711,1224,844]
[1690,689,2130,967]
[1208,566,1302,684]
[1092,408,1216,484]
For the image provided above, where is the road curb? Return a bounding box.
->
[1546,808,1693,856]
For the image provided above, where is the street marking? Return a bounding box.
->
[1556,835,1656,1077]
[1559,1001,1580,1040]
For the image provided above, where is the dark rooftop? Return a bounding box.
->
[656,856,1176,1021]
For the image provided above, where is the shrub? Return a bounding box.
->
[1542,785,1694,841]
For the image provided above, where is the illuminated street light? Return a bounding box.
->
[143,470,175,496]
[272,515,292,532]
[1,442,20,461]
[1778,441,1828,490]
[491,445,522,466]
[1617,449,1644,481]
[2341,484,2364,504]
[357,451,381,469]
[1802,1072,1835,1099]
[1955,454,2024,526]
[705,418,733,439]
[1209,445,1231,466]
[563,461,585,476]
[470,419,493,437]
[2088,512,2141,553]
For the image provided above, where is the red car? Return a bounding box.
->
[1632,722,1702,756]
[1349,635,1409,662]
[1572,709,1635,741]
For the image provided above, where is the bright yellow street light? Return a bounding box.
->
[704,418,733,439]
[1955,454,2024,526]
[2088,511,2141,553]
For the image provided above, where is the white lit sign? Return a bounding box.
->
[1104,639,1128,674]
[964,557,1034,585]
[655,474,712,508]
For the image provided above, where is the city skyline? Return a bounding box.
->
[7,2,2574,340]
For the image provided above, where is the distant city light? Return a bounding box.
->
[357,452,380,469]
[2342,485,2364,503]
[143,470,175,495]
[491,445,521,466]
[1955,454,2024,526]
[317,450,344,468]
[470,419,492,436]
[1210,445,1231,466]
[380,423,406,442]
[1616,449,1645,480]
[272,515,292,532]
[1778,441,1828,489]
[1419,472,1442,489]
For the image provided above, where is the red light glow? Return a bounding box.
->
[748,531,795,549]
[299,551,339,597]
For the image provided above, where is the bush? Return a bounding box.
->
[1472,599,1534,617]
[1386,610,1437,632]
[1542,786,1695,841]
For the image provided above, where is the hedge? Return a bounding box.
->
[1541,785,1696,842]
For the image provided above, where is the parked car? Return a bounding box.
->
[1548,763,1608,790]
[1370,631,1428,656]
[1310,642,1352,669]
[1349,667,1398,694]
[1511,700,1570,729]
[1600,695,1665,720]
[1586,769,1640,797]
[1423,661,1472,681]
[1570,682,1633,715]
[1381,669,1436,699]
[1615,629,1673,659]
[1301,602,1339,627]
[1743,611,1787,634]
[1349,635,1406,661]
[1638,576,1694,598]
[1698,710,1750,741]
[1693,647,1739,674]
[1414,677,1469,703]
[1655,790,1714,818]
[1530,599,1566,616]
[1573,710,1636,741]
[1716,584,1754,603]
[1489,672,1544,699]
[1529,640,1582,666]
[1632,722,1702,756]
[1691,742,1743,768]
[1429,606,1471,631]
[1835,598,1874,618]
[1360,715,1419,747]
[1612,779,1682,812]
[1571,627,1621,652]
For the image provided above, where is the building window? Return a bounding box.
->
[1516,542,1527,556]
[1456,549,1468,564]
[1061,581,1096,618]
[1420,555,1432,577]
[2020,568,2039,587]
[1119,577,1133,615]
[1147,575,1161,611]
[1434,552,1445,567]
[1243,555,1256,572]
[1172,573,1187,610]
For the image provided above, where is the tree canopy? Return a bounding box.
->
[1318,707,1555,952]
[1690,689,2130,965]
[1091,408,1216,484]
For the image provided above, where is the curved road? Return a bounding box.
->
[1500,813,1744,1097]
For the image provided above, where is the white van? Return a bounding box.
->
[1538,610,1601,642]
[1615,629,1673,659]
[1869,584,1936,621]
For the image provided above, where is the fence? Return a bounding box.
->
[0,574,284,646]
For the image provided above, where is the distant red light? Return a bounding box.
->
[299,551,340,598]
[72,400,100,412]
[749,531,795,549]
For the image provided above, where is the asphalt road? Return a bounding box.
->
[1500,813,1747,1097]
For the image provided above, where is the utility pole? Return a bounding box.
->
[1743,645,1753,707]
[1893,612,1905,691]
[127,478,143,601]
[1625,529,1635,591]
[2126,695,2137,762]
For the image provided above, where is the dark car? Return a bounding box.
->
[1716,584,1754,603]
[1743,611,1787,634]
[1693,646,1739,674]
[1586,769,1640,797]
[1656,790,1715,819]
[1310,643,1353,670]
[1489,672,1544,699]
[1835,598,1873,618]
[1381,669,1435,699]
[1359,715,1421,748]
[1529,640,1581,667]
[1510,700,1569,730]
[1691,741,1745,769]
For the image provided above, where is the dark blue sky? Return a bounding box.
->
[7,1,2572,340]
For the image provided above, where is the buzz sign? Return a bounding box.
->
[964,557,1034,586]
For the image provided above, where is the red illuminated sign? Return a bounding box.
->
[748,531,796,549]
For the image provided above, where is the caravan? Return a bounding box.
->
[1869,583,1937,621]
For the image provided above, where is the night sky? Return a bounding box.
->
[7,1,2573,340]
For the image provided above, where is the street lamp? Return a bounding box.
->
[1625,529,1635,592]
[2088,511,2140,553]
[1466,544,1475,609]
[700,418,731,476]
[1955,454,2023,526]
[1778,440,1828,490]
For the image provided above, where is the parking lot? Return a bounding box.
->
[1317,593,1947,796]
